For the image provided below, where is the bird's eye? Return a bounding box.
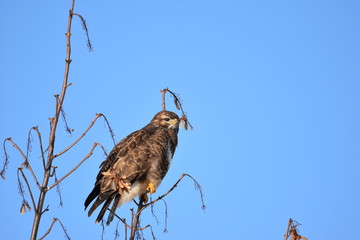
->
[164,118,170,121]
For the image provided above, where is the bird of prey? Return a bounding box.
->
[84,110,180,225]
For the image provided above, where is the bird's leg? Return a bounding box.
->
[140,193,149,204]
[145,180,156,194]
[139,180,156,204]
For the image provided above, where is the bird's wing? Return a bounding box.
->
[84,128,153,214]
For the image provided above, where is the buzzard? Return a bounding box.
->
[84,110,180,225]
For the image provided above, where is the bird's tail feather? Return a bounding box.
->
[106,194,121,225]
[95,194,115,223]
[84,184,100,210]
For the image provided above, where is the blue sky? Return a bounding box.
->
[1,0,359,239]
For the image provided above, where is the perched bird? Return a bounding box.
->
[84,110,180,225]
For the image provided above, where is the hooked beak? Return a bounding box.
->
[169,118,178,128]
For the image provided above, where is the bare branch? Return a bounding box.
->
[32,127,47,170]
[111,173,205,239]
[38,218,71,240]
[162,199,168,233]
[4,138,27,162]
[160,88,193,130]
[284,218,292,240]
[58,97,74,135]
[102,114,116,146]
[72,12,93,52]
[52,167,64,207]
[1,138,10,179]
[150,196,160,225]
[144,173,206,210]
[114,219,121,240]
[130,197,145,239]
[38,218,57,240]
[48,142,104,190]
[54,113,103,158]
[160,88,168,111]
[26,128,34,161]
[2,138,41,189]
[18,167,37,213]
[284,218,308,240]
[22,160,42,191]
[17,168,32,214]
[109,209,131,229]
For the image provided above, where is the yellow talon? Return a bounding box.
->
[145,180,156,194]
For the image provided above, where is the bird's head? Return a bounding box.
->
[151,111,180,131]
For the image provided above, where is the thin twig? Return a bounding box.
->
[72,12,93,51]
[162,199,168,233]
[38,218,57,240]
[144,173,205,210]
[108,209,133,229]
[48,142,103,190]
[26,128,34,161]
[58,97,73,135]
[112,173,205,239]
[284,218,292,240]
[1,138,10,179]
[53,167,64,207]
[54,113,103,158]
[102,114,116,146]
[32,127,47,170]
[38,218,71,240]
[18,167,37,212]
[160,88,168,111]
[4,138,27,162]
[4,138,41,190]
[130,198,145,240]
[160,88,193,130]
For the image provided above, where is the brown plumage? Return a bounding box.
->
[84,111,180,225]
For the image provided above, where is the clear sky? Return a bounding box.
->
[1,0,359,239]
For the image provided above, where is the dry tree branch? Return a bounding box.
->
[145,173,206,210]
[2,138,42,190]
[108,210,132,230]
[54,113,104,158]
[161,199,169,233]
[160,88,167,111]
[32,127,47,170]
[160,88,193,130]
[102,114,116,146]
[3,138,27,163]
[17,169,33,215]
[72,12,93,52]
[52,167,64,207]
[30,2,76,238]
[48,142,104,190]
[26,128,34,161]
[38,218,71,240]
[129,198,146,240]
[1,139,10,179]
[2,0,95,239]
[111,173,205,239]
[57,96,74,135]
[284,218,292,240]
[284,218,308,240]
[18,167,37,213]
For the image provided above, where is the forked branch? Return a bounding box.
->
[160,88,193,130]
[1,138,41,190]
[284,218,308,240]
[48,142,106,190]
[54,113,104,158]
[38,218,70,240]
[111,173,205,240]
[18,167,37,213]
